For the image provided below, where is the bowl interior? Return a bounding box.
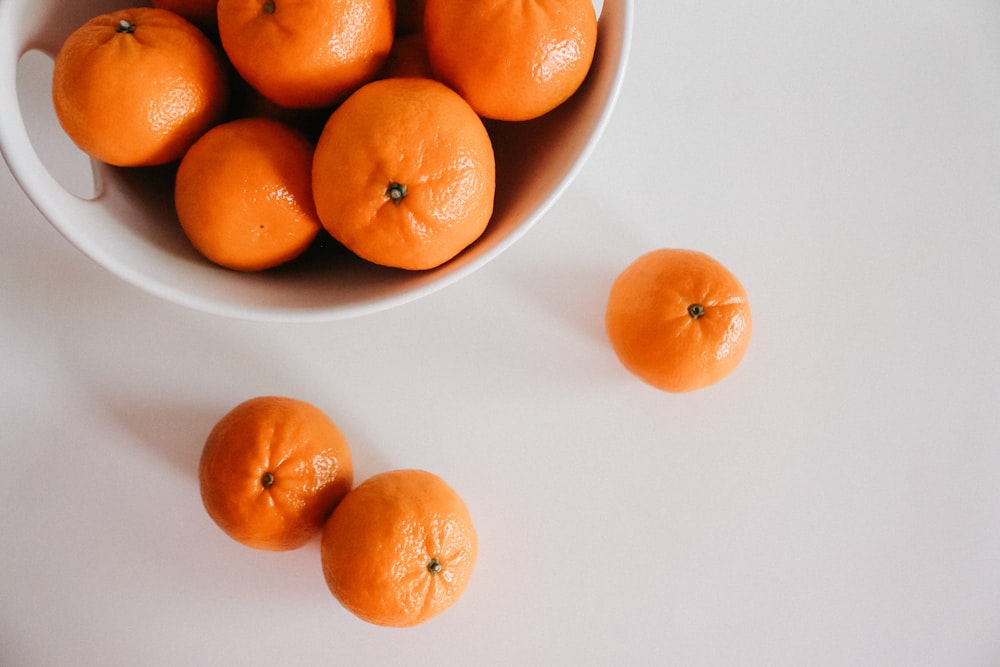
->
[0,0,632,321]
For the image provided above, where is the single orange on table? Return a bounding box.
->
[423,0,598,121]
[216,0,395,109]
[321,469,478,627]
[151,0,219,32]
[199,396,354,551]
[312,78,495,270]
[605,249,752,393]
[174,117,322,271]
[51,7,228,167]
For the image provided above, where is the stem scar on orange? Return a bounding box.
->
[312,77,496,270]
[320,469,478,627]
[51,7,228,167]
[605,249,753,393]
[199,396,354,551]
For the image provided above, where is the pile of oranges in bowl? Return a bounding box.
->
[0,0,633,321]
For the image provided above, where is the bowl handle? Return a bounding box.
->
[1,2,105,210]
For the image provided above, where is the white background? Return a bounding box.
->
[4,1,1000,665]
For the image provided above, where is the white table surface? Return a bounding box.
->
[4,2,1000,665]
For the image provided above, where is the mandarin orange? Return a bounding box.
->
[199,396,353,551]
[216,0,395,109]
[320,469,477,627]
[174,117,322,271]
[312,78,495,270]
[51,7,228,167]
[424,0,597,121]
[605,249,752,393]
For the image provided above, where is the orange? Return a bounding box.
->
[216,0,395,109]
[174,117,322,271]
[51,8,228,167]
[199,396,353,551]
[605,249,752,393]
[151,0,219,32]
[312,78,495,270]
[423,0,598,121]
[321,469,477,627]
[377,33,435,81]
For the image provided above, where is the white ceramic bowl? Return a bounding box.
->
[0,0,632,322]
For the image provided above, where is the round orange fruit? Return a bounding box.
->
[174,117,322,271]
[312,78,495,270]
[423,0,598,121]
[216,0,395,109]
[605,249,752,393]
[51,7,228,167]
[321,469,478,627]
[199,396,354,551]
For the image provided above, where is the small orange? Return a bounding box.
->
[605,249,752,393]
[321,469,478,627]
[216,0,395,109]
[51,7,228,167]
[199,396,353,551]
[174,117,322,271]
[312,78,495,270]
[423,0,598,121]
[151,0,219,32]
